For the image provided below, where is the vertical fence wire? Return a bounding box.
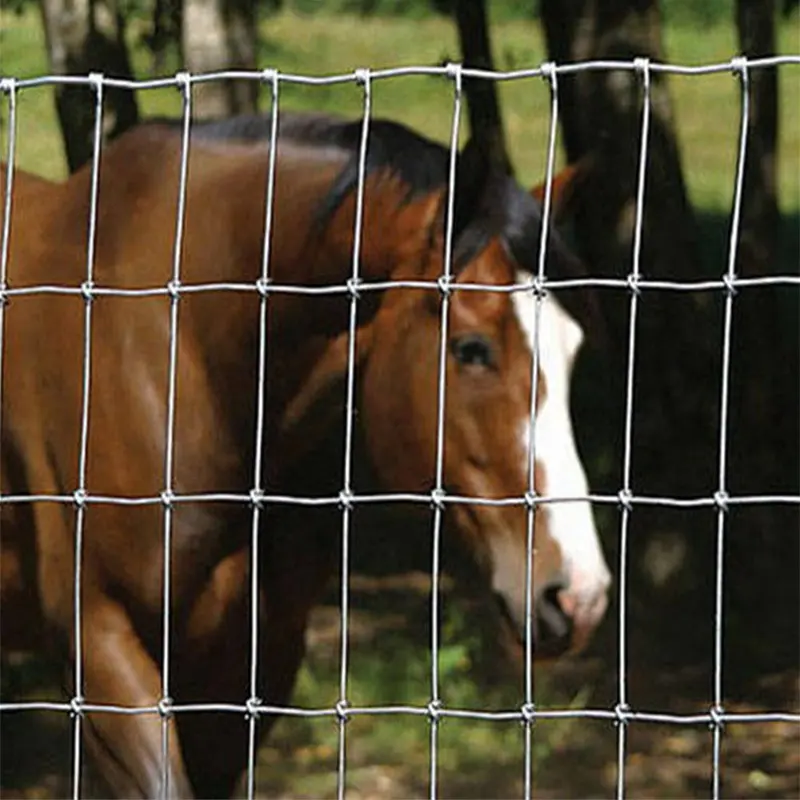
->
[0,79,16,477]
[427,62,463,800]
[711,56,750,800]
[70,74,105,800]
[614,57,653,800]
[159,72,192,800]
[335,67,373,800]
[245,68,281,800]
[521,60,561,800]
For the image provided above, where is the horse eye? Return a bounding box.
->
[450,334,496,370]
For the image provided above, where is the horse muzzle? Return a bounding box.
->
[533,580,609,658]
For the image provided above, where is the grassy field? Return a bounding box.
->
[0,7,799,215]
[0,8,799,799]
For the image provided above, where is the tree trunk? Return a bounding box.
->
[735,0,780,274]
[728,0,798,666]
[453,0,512,175]
[540,0,712,656]
[540,0,798,675]
[39,0,139,173]
[540,0,698,280]
[182,0,258,119]
[147,0,184,74]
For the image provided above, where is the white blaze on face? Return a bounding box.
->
[511,278,611,604]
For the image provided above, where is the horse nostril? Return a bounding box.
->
[535,584,572,652]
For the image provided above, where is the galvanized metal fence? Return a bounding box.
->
[1,55,799,800]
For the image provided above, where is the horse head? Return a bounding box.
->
[352,142,611,657]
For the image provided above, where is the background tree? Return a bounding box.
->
[736,0,780,273]
[449,0,796,668]
[452,0,512,175]
[38,0,260,169]
[39,0,139,171]
[182,0,259,118]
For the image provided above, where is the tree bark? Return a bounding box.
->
[735,0,780,274]
[182,0,258,119]
[39,0,139,173]
[540,0,698,280]
[453,0,512,175]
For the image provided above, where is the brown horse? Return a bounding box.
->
[1,113,610,797]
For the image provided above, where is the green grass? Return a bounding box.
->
[252,610,592,799]
[1,8,798,216]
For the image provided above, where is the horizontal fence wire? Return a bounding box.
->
[1,53,798,800]
[2,274,799,301]
[1,54,799,93]
[1,490,798,508]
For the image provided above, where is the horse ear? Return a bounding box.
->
[530,155,593,224]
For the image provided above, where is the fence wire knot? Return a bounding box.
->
[520,702,536,725]
[157,696,174,719]
[714,490,730,513]
[722,273,738,297]
[614,702,631,727]
[174,71,192,95]
[245,696,262,720]
[346,276,362,299]
[261,68,279,90]
[160,489,175,509]
[729,56,748,77]
[539,61,557,87]
[166,279,181,300]
[0,283,8,308]
[427,699,443,723]
[437,274,452,298]
[69,696,84,718]
[709,704,725,730]
[73,488,88,509]
[354,68,371,87]
[524,275,547,299]
[430,488,446,511]
[80,280,95,303]
[255,277,271,298]
[617,489,634,513]
[626,273,642,296]
[524,490,538,512]
[338,489,354,511]
[249,488,265,510]
[444,62,463,95]
[335,699,350,724]
[0,77,16,95]
[87,72,104,94]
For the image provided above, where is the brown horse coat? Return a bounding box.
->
[1,116,609,797]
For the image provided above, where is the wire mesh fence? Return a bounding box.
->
[1,55,799,800]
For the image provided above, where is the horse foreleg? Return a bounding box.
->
[79,599,194,798]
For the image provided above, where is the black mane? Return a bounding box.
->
[141,111,581,279]
[144,110,448,211]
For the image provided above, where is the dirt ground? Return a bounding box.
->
[2,582,798,800]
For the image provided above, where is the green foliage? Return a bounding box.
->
[279,0,738,24]
[280,0,538,21]
[661,0,732,26]
[256,600,585,798]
